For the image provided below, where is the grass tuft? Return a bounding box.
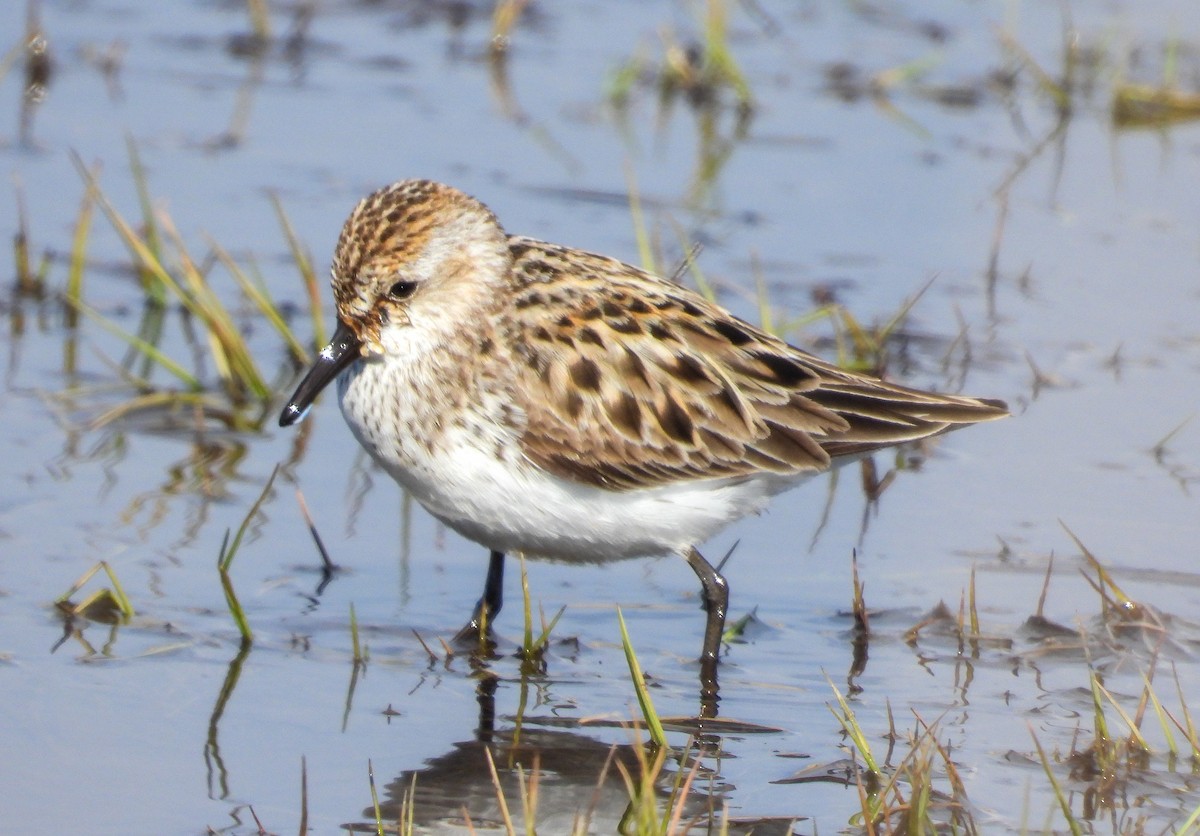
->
[516,554,565,676]
[1112,35,1200,132]
[608,0,754,120]
[829,682,977,833]
[55,560,136,623]
[56,147,315,433]
[397,773,416,836]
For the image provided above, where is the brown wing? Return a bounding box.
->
[503,238,1007,491]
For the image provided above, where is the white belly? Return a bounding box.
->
[337,360,796,562]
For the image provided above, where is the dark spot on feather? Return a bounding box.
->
[607,316,641,335]
[713,319,754,346]
[579,327,604,346]
[515,292,544,310]
[648,322,673,340]
[570,358,602,391]
[752,351,815,387]
[657,395,695,444]
[565,391,584,419]
[608,391,643,438]
[671,354,712,384]
[621,347,652,386]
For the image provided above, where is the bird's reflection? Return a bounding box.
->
[349,678,726,834]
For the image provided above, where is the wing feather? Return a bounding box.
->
[503,238,1007,491]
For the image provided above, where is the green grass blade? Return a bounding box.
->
[57,562,103,605]
[269,192,324,352]
[68,299,201,389]
[520,553,534,656]
[219,464,280,572]
[616,607,666,748]
[217,529,253,644]
[1176,796,1200,835]
[215,466,280,644]
[367,759,384,836]
[1029,725,1084,836]
[210,241,308,365]
[1141,673,1178,757]
[825,672,881,775]
[164,223,268,399]
[88,391,246,432]
[65,175,97,326]
[99,560,135,620]
[349,602,367,664]
[1094,677,1149,752]
[534,605,566,652]
[701,0,752,105]
[125,134,166,303]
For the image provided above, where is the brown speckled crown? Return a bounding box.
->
[331,179,503,320]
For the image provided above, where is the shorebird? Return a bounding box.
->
[280,179,1007,713]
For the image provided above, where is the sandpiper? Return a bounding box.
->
[280,179,1007,713]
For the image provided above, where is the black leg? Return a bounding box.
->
[683,546,728,719]
[454,550,506,643]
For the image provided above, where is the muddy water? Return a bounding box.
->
[3,1,1200,833]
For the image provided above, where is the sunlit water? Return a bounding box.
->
[3,1,1200,833]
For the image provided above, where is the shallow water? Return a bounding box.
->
[3,1,1200,833]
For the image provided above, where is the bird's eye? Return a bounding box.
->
[388,280,418,300]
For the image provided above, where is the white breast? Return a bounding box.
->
[337,357,797,562]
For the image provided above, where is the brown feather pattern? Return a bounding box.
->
[503,237,1007,492]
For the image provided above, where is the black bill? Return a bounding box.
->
[278,320,362,427]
